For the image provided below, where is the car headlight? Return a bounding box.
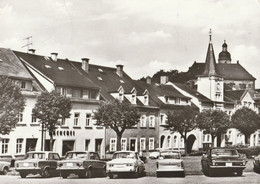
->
[212,160,216,166]
[58,163,63,167]
[243,160,246,165]
[109,164,114,167]
[126,163,133,167]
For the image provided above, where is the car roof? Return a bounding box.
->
[114,151,136,154]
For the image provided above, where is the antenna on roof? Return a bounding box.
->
[22,36,33,51]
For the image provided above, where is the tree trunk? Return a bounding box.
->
[184,137,187,156]
[211,134,215,148]
[116,133,122,151]
[244,134,249,145]
[49,132,54,151]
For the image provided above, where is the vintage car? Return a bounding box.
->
[57,151,106,178]
[0,160,10,175]
[15,151,61,178]
[201,147,247,176]
[156,150,185,177]
[106,151,145,178]
[253,154,260,173]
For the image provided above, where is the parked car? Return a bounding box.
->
[57,151,106,178]
[149,150,160,159]
[106,151,145,178]
[201,147,247,176]
[0,160,10,175]
[0,154,25,168]
[15,151,61,178]
[253,154,260,173]
[156,150,185,177]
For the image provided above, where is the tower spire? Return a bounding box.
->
[209,29,212,43]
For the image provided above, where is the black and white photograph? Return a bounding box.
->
[0,0,260,183]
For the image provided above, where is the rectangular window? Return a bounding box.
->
[16,139,23,153]
[110,138,117,152]
[144,95,149,105]
[160,114,166,125]
[85,140,90,151]
[31,114,37,123]
[1,139,9,154]
[149,115,155,127]
[21,81,26,89]
[149,138,154,150]
[89,90,97,99]
[140,115,146,127]
[121,138,127,151]
[86,114,92,127]
[74,113,80,126]
[18,113,23,122]
[175,98,180,104]
[140,138,146,151]
[72,88,81,98]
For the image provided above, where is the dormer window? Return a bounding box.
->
[144,95,149,105]
[45,65,51,68]
[97,77,102,81]
[131,94,136,104]
[119,92,123,101]
[21,81,26,89]
[58,67,64,71]
[120,80,125,84]
[98,68,103,72]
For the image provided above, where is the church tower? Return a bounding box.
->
[218,40,232,64]
[197,30,224,109]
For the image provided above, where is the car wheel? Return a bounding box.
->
[2,167,8,175]
[156,172,161,178]
[20,172,27,178]
[61,173,68,179]
[42,168,50,178]
[237,170,243,176]
[85,169,92,178]
[108,173,113,179]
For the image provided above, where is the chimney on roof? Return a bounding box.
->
[28,49,36,54]
[81,58,89,73]
[51,53,58,61]
[146,76,152,84]
[160,76,168,84]
[116,64,124,77]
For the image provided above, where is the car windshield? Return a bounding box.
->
[160,151,180,159]
[65,152,87,159]
[211,149,238,156]
[113,152,136,159]
[26,153,45,159]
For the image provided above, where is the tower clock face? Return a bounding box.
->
[216,83,221,92]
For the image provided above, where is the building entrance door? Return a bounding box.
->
[26,138,38,152]
[62,140,75,156]
[95,139,102,157]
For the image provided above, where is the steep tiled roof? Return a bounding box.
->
[13,51,99,89]
[134,80,190,108]
[0,48,33,80]
[69,61,146,101]
[173,83,212,102]
[188,62,255,80]
[224,90,245,101]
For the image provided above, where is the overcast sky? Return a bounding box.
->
[1,0,260,87]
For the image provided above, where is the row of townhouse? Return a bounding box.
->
[0,32,260,158]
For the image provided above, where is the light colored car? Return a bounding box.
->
[57,151,106,178]
[0,160,10,175]
[156,150,185,177]
[149,151,160,159]
[106,151,145,178]
[15,151,61,178]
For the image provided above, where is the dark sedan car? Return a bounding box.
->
[201,147,247,176]
[57,151,106,178]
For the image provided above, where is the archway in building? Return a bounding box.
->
[187,134,196,154]
[160,135,165,148]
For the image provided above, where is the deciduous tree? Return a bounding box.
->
[94,99,140,151]
[196,109,231,146]
[0,76,25,135]
[162,106,199,155]
[33,91,72,151]
[231,107,260,144]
